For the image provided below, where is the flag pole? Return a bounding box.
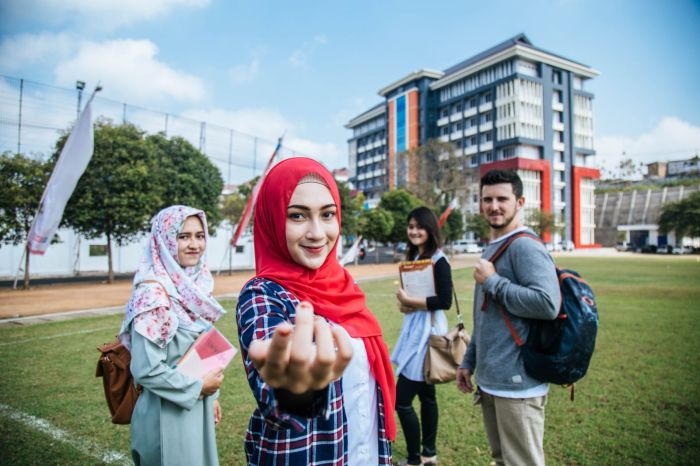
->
[216,134,284,275]
[14,83,101,289]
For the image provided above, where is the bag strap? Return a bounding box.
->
[430,280,464,328]
[480,232,542,312]
[481,232,543,345]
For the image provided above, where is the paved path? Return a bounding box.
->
[2,248,676,326]
[0,257,480,325]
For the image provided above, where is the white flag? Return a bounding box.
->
[28,94,95,254]
[340,235,363,266]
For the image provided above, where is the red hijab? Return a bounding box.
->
[254,157,396,440]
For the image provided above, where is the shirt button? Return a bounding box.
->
[360,446,368,454]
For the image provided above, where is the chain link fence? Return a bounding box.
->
[0,75,309,185]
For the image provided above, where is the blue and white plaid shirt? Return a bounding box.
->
[236,278,393,465]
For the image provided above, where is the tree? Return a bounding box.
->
[0,152,51,288]
[58,121,163,283]
[337,179,363,239]
[527,209,561,238]
[465,212,489,242]
[148,134,224,230]
[659,191,700,242]
[359,207,394,263]
[378,189,422,244]
[403,139,472,208]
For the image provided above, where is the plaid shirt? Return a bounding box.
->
[236,278,393,465]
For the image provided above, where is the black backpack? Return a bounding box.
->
[488,232,599,388]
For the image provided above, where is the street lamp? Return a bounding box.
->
[75,80,86,119]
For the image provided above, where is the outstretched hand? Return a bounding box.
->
[248,301,354,394]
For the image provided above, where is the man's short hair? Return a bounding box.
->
[480,169,524,199]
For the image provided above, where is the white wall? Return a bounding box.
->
[0,224,255,279]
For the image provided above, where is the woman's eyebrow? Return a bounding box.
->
[287,203,336,211]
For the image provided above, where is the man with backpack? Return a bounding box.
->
[457,169,560,466]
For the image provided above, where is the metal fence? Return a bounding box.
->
[0,75,310,185]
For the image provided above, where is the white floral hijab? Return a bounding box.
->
[118,205,226,349]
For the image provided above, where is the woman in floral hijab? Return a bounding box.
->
[119,205,227,466]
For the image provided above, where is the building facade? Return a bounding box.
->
[346,34,600,247]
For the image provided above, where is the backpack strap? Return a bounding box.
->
[481,232,543,347]
[480,232,542,311]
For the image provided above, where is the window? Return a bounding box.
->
[554,90,563,104]
[484,152,494,162]
[440,108,448,118]
[481,132,493,143]
[89,245,108,256]
[553,70,562,85]
[481,112,492,123]
[482,92,492,103]
[559,170,566,182]
[441,126,449,136]
[453,103,462,114]
[470,156,478,167]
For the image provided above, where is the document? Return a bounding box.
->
[177,326,237,378]
[398,259,436,298]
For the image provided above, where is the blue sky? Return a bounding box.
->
[1,0,699,179]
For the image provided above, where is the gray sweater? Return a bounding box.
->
[461,228,560,392]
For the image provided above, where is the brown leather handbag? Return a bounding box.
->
[96,339,141,424]
[423,286,470,384]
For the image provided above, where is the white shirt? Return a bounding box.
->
[337,326,379,465]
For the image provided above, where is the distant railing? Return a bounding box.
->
[0,75,311,185]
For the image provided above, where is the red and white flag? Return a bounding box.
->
[28,92,96,254]
[438,197,459,228]
[230,138,283,247]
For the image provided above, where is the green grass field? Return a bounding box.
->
[1,256,699,465]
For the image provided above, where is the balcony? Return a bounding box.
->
[553,141,565,152]
[480,141,493,151]
[552,121,565,132]
[438,134,449,143]
[463,107,478,118]
[479,102,493,113]
[464,126,477,136]
[450,130,463,141]
[450,113,462,122]
[437,116,449,126]
[480,122,493,132]
[552,101,564,112]
[464,145,478,156]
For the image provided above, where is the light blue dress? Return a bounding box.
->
[391,251,449,381]
[129,320,219,466]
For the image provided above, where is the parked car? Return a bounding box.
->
[672,246,692,255]
[454,240,482,254]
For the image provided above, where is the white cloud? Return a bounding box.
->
[0,32,74,73]
[3,0,210,30]
[228,58,260,84]
[596,117,700,178]
[54,39,206,104]
[289,35,328,67]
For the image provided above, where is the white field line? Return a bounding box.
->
[0,326,113,347]
[0,403,131,465]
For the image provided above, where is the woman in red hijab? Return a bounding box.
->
[236,157,396,465]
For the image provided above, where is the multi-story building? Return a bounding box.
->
[346,34,601,247]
